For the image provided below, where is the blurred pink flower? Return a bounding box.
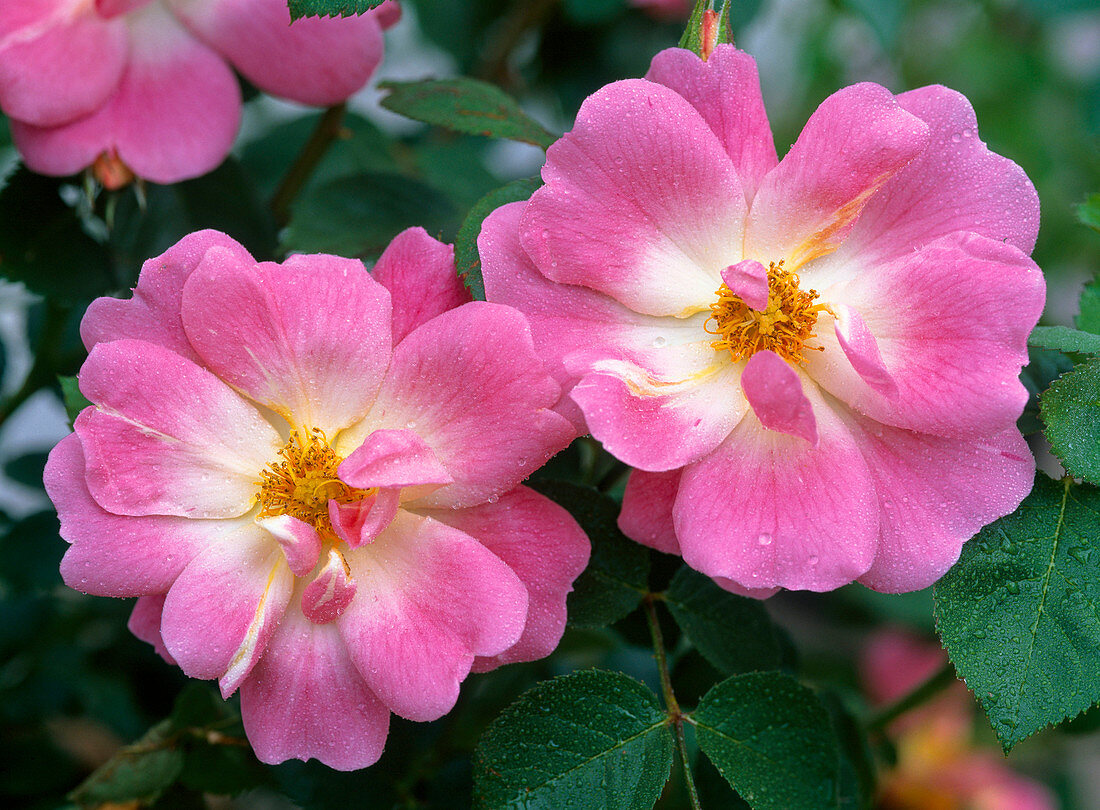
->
[631,0,692,21]
[45,228,588,770]
[0,0,400,185]
[481,44,1044,597]
[863,629,1057,810]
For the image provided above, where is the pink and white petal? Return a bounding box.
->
[75,339,281,518]
[618,468,682,554]
[850,420,1035,593]
[182,250,392,434]
[47,433,236,596]
[721,260,769,311]
[128,594,176,665]
[712,577,780,600]
[741,350,818,445]
[81,229,253,361]
[257,515,322,577]
[0,2,127,128]
[371,227,470,346]
[645,45,777,201]
[520,79,746,317]
[571,358,745,471]
[339,429,452,490]
[329,489,400,549]
[167,0,384,106]
[675,389,878,592]
[831,304,896,397]
[340,511,527,721]
[745,83,928,268]
[160,528,293,692]
[240,603,389,770]
[97,0,153,17]
[809,232,1044,438]
[345,303,575,509]
[826,84,1039,270]
[421,486,590,672]
[302,548,357,625]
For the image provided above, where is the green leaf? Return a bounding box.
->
[1077,192,1100,233]
[455,177,541,300]
[528,480,650,628]
[1028,325,1100,355]
[287,0,387,20]
[678,0,734,56]
[1041,358,1100,484]
[59,375,91,424]
[663,567,789,676]
[472,669,674,810]
[379,78,557,149]
[1077,277,1100,335]
[563,0,625,25]
[69,720,184,807]
[4,452,46,490]
[690,672,841,810]
[282,172,457,258]
[934,474,1100,751]
[0,168,115,303]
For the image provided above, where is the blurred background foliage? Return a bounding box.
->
[0,0,1098,807]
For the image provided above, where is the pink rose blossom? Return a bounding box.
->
[480,44,1044,597]
[44,228,588,770]
[0,0,401,185]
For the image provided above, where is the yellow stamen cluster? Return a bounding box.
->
[257,429,373,538]
[704,260,831,364]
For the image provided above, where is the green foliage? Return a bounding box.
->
[935,475,1100,751]
[59,375,91,425]
[1041,358,1100,483]
[472,669,674,810]
[69,720,184,808]
[663,567,790,676]
[1077,192,1100,233]
[690,672,841,810]
[455,177,541,300]
[380,78,558,149]
[1077,276,1100,335]
[529,480,650,628]
[287,0,388,19]
[1028,325,1100,355]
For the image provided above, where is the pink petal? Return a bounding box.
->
[831,304,896,397]
[808,232,1044,438]
[373,0,401,28]
[128,594,176,665]
[75,339,281,518]
[302,548,357,625]
[340,511,527,721]
[97,0,153,17]
[240,605,389,770]
[257,515,322,577]
[852,421,1035,593]
[741,350,818,445]
[371,227,470,345]
[645,45,777,201]
[712,577,781,600]
[338,428,452,490]
[675,392,878,592]
[346,302,575,509]
[422,486,590,672]
[181,249,392,434]
[167,0,385,106]
[13,3,241,183]
[519,78,746,316]
[80,230,254,362]
[570,359,745,471]
[329,489,400,549]
[830,84,1040,269]
[745,83,929,268]
[46,433,230,596]
[618,468,682,555]
[721,260,769,311]
[0,1,127,127]
[160,531,294,694]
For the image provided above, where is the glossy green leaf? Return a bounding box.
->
[663,567,789,676]
[1028,325,1100,355]
[379,78,557,149]
[59,375,91,425]
[1040,358,1100,484]
[455,177,541,300]
[529,480,649,628]
[69,720,183,808]
[473,669,674,810]
[287,0,387,19]
[1076,277,1100,335]
[934,474,1100,751]
[1077,192,1100,233]
[691,672,841,810]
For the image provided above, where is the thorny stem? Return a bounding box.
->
[865,661,958,732]
[0,301,71,428]
[270,102,348,227]
[644,595,702,810]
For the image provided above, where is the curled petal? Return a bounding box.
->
[257,514,322,577]
[741,350,818,446]
[302,548,357,625]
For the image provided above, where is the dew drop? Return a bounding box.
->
[651,335,668,348]
[757,532,773,546]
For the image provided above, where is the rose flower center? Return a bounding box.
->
[257,429,374,539]
[704,260,832,364]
